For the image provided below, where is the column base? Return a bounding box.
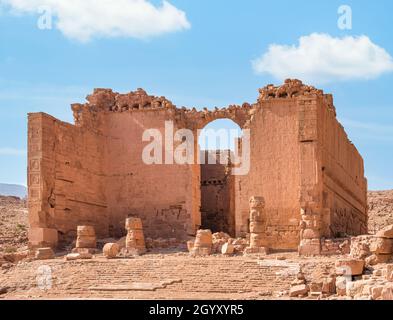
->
[298,239,321,256]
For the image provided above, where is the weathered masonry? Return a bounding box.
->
[27,79,368,251]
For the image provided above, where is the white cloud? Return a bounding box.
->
[0,148,27,156]
[1,0,190,42]
[252,33,393,83]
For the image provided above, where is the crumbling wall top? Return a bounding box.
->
[258,79,324,100]
[87,88,175,112]
[70,80,336,128]
[258,79,336,115]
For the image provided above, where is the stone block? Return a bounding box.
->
[370,238,393,254]
[221,243,234,255]
[77,226,96,237]
[249,233,267,248]
[302,229,321,240]
[335,259,365,276]
[381,285,393,300]
[365,254,391,266]
[322,276,336,295]
[28,210,47,228]
[76,238,97,249]
[190,247,211,256]
[35,247,54,260]
[376,225,393,239]
[122,247,146,256]
[298,239,321,256]
[309,281,323,294]
[66,253,93,261]
[346,280,369,297]
[126,229,145,240]
[126,238,146,249]
[194,230,212,247]
[335,276,348,296]
[289,284,309,297]
[125,217,143,230]
[350,235,373,259]
[29,227,58,248]
[371,286,384,300]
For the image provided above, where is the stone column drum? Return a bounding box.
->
[72,225,97,254]
[298,209,322,256]
[76,226,96,248]
[245,196,269,254]
[125,217,146,255]
[191,229,213,256]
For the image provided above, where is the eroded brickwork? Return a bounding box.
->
[200,151,235,236]
[27,80,368,251]
[28,113,107,247]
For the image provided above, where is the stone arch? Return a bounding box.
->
[183,104,253,131]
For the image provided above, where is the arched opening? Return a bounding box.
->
[198,119,243,237]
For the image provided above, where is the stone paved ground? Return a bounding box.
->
[1,194,392,300]
[0,251,340,300]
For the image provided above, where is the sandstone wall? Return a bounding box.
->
[102,109,199,239]
[317,97,368,237]
[27,80,368,250]
[28,113,107,246]
[200,151,234,236]
[235,99,302,250]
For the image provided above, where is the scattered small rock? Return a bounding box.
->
[0,287,8,295]
[65,252,92,261]
[289,284,309,297]
[221,243,234,255]
[35,248,54,260]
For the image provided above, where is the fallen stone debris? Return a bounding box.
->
[1,81,393,300]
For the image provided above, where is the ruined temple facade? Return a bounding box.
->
[27,79,368,251]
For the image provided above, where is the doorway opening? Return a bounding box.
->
[198,119,242,237]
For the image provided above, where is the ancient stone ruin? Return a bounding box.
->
[27,79,368,254]
[124,217,146,255]
[3,80,393,300]
[74,225,97,253]
[245,196,269,254]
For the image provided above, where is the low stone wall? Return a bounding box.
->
[321,238,351,256]
[350,226,393,265]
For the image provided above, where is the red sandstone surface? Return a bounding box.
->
[0,196,28,253]
[27,80,367,251]
[1,81,393,300]
[0,191,393,299]
[368,190,393,234]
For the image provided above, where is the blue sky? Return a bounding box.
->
[0,0,392,190]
